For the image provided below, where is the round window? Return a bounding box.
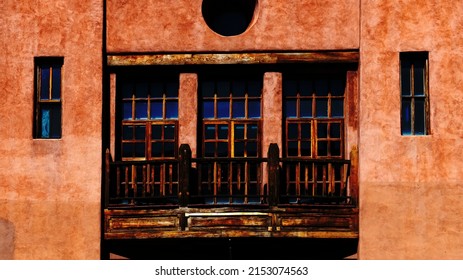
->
[201,0,259,36]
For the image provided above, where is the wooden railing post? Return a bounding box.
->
[104,148,111,208]
[267,143,280,206]
[178,144,192,207]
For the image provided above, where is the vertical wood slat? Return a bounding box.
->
[178,144,191,206]
[295,162,300,202]
[104,149,111,208]
[267,143,279,206]
[244,161,249,204]
[124,166,129,199]
[229,162,233,204]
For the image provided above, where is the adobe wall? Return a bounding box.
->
[106,0,360,52]
[0,1,102,259]
[359,1,463,259]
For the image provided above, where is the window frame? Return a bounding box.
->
[33,57,64,139]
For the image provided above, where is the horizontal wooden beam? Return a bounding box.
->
[107,51,359,66]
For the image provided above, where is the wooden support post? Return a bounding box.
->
[179,144,192,207]
[267,143,280,206]
[104,148,111,208]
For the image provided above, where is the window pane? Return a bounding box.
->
[234,142,244,157]
[135,102,148,119]
[135,126,146,140]
[164,125,175,139]
[205,125,216,139]
[122,83,133,98]
[300,80,313,96]
[248,100,260,118]
[414,60,425,96]
[300,99,312,117]
[136,83,149,98]
[301,123,311,139]
[41,103,61,138]
[134,143,145,157]
[315,79,329,96]
[317,141,328,156]
[218,124,228,139]
[123,102,132,120]
[401,60,411,96]
[217,142,228,157]
[203,101,214,118]
[165,101,178,119]
[122,126,133,140]
[202,81,215,97]
[288,123,298,139]
[283,80,297,96]
[316,99,328,117]
[301,141,311,156]
[233,80,246,96]
[246,142,257,157]
[122,143,133,158]
[51,67,61,100]
[287,141,298,156]
[285,100,297,118]
[330,141,341,156]
[164,142,175,157]
[150,101,163,119]
[401,99,412,135]
[415,99,426,135]
[331,79,345,96]
[40,108,50,138]
[150,82,163,98]
[151,142,162,157]
[317,123,328,138]
[40,67,50,99]
[152,125,162,140]
[217,80,230,97]
[330,123,341,138]
[217,101,230,118]
[232,100,245,118]
[247,124,258,139]
[165,81,178,97]
[247,80,261,97]
[235,124,244,139]
[332,99,344,117]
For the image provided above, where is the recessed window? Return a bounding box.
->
[201,0,258,36]
[400,52,430,135]
[34,57,63,139]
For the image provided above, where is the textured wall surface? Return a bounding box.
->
[106,0,360,52]
[359,0,463,259]
[0,0,102,259]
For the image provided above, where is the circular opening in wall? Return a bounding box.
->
[201,0,259,36]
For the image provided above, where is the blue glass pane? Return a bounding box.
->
[301,123,311,139]
[123,102,132,120]
[136,83,149,98]
[316,99,328,117]
[300,80,313,96]
[415,99,426,134]
[285,100,297,117]
[301,141,311,156]
[317,123,328,138]
[283,80,297,96]
[165,81,178,97]
[247,80,262,97]
[331,79,345,96]
[203,101,214,119]
[330,123,341,138]
[51,67,61,100]
[40,67,50,99]
[246,142,257,157]
[233,80,246,96]
[232,101,245,118]
[235,124,244,139]
[204,143,215,157]
[164,125,175,139]
[205,125,215,139]
[300,99,312,117]
[135,126,146,140]
[217,101,229,118]
[414,60,425,96]
[247,124,258,139]
[248,100,260,118]
[317,141,328,156]
[152,125,162,140]
[48,105,61,138]
[152,142,162,157]
[122,126,133,140]
[234,142,244,157]
[151,101,163,119]
[150,82,163,97]
[288,123,298,139]
[217,80,230,97]
[217,142,228,157]
[121,83,133,98]
[164,143,175,157]
[134,143,145,157]
[401,99,412,135]
[331,141,341,156]
[315,79,329,96]
[332,99,344,117]
[218,125,228,139]
[401,60,411,96]
[41,108,50,138]
[122,143,132,158]
[202,81,215,97]
[287,141,298,156]
[165,101,178,119]
[135,102,148,119]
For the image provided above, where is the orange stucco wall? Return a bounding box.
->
[0,1,102,259]
[359,1,463,259]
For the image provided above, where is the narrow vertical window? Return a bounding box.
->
[400,52,429,135]
[34,57,63,139]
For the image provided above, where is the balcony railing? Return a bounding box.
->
[104,144,355,208]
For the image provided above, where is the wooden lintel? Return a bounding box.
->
[107,51,359,66]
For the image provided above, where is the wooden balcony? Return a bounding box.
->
[103,144,358,240]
